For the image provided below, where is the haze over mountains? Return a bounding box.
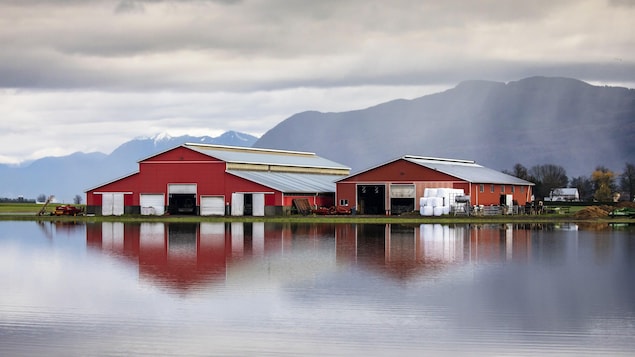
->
[0,131,257,202]
[1,76,633,202]
[255,76,634,177]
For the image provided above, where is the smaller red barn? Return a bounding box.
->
[85,144,350,216]
[335,155,534,215]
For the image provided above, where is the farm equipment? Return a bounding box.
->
[37,195,55,216]
[608,207,635,218]
[52,205,84,216]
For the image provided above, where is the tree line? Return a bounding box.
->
[504,162,635,202]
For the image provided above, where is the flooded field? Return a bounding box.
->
[1,221,634,356]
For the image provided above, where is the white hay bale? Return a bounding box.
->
[421,206,434,216]
[433,206,445,216]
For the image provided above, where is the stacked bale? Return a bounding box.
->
[420,188,465,216]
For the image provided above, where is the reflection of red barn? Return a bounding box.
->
[85,144,350,216]
[336,156,534,215]
[85,222,339,293]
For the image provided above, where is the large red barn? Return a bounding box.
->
[85,144,350,216]
[335,155,534,215]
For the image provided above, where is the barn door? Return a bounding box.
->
[140,194,165,215]
[102,193,113,216]
[231,193,244,216]
[101,193,124,216]
[252,193,265,216]
[200,196,225,216]
[112,193,124,216]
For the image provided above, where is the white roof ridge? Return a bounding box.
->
[402,155,476,164]
[184,143,316,156]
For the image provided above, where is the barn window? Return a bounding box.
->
[479,184,484,193]
[511,186,515,193]
[501,185,505,193]
[490,184,495,193]
[340,199,348,206]
[521,186,525,193]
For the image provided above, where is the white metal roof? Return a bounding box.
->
[184,143,350,171]
[227,170,343,193]
[339,155,534,185]
[402,155,534,185]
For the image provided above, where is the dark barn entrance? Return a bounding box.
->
[357,185,386,215]
[168,193,197,215]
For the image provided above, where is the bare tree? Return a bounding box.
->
[529,164,568,199]
[73,195,83,205]
[504,163,532,181]
[570,176,593,201]
[619,162,635,201]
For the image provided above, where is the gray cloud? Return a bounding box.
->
[0,0,633,164]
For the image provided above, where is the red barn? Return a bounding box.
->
[86,144,350,216]
[335,155,534,215]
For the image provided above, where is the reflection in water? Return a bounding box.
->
[2,221,634,356]
[85,222,611,291]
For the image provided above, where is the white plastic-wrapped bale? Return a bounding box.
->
[424,188,438,198]
[421,206,434,216]
[433,206,445,216]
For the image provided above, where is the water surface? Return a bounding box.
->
[1,221,634,356]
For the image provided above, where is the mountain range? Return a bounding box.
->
[254,76,635,177]
[2,76,633,203]
[0,131,257,202]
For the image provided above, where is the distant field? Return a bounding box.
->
[0,203,84,214]
[0,203,46,214]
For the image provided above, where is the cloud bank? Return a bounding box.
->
[0,0,633,163]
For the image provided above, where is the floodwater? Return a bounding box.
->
[1,221,634,356]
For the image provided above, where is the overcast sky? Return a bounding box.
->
[1,0,634,164]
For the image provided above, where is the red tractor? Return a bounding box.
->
[52,205,84,216]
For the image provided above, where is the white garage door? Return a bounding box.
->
[168,183,197,194]
[200,196,225,216]
[390,184,415,198]
[101,193,124,216]
[140,194,165,215]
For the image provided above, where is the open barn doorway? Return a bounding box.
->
[168,194,196,215]
[167,184,197,215]
[357,185,386,215]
